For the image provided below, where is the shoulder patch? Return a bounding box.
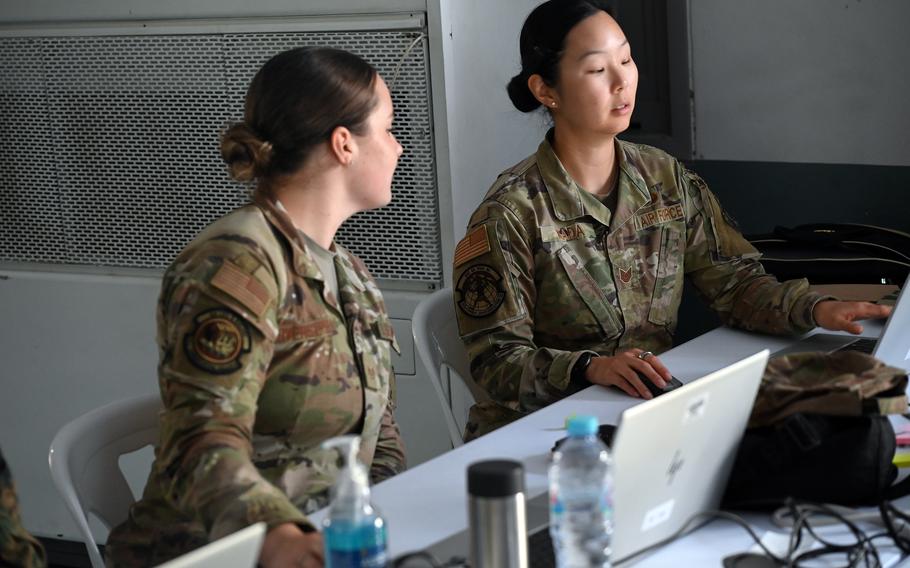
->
[184,309,251,374]
[211,260,271,318]
[454,225,491,268]
[455,264,505,317]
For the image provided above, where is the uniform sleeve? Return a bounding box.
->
[368,399,406,484]
[155,252,310,540]
[453,203,592,414]
[680,169,832,334]
[0,448,47,568]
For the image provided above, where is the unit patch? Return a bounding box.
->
[456,264,506,318]
[185,309,251,374]
[454,225,491,268]
[635,204,684,231]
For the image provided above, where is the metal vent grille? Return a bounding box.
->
[0,22,441,286]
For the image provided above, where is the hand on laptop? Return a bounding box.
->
[584,349,673,399]
[260,523,324,568]
[813,300,892,335]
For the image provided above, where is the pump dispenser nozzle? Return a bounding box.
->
[323,435,370,509]
[321,435,389,567]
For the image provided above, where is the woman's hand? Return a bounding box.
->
[813,300,892,335]
[259,522,324,568]
[584,349,673,399]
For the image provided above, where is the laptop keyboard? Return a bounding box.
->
[837,337,877,354]
[528,529,555,568]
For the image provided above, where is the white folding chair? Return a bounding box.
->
[412,287,490,448]
[48,394,162,568]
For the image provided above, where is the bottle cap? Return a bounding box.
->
[467,459,525,498]
[567,415,599,437]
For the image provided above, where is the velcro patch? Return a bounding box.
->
[185,309,251,374]
[555,224,586,242]
[454,225,491,268]
[211,260,271,318]
[635,204,684,231]
[276,319,336,343]
[456,264,505,318]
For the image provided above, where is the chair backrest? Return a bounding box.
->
[412,287,489,448]
[48,393,162,568]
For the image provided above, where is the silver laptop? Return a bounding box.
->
[607,349,769,563]
[516,351,769,566]
[773,275,910,369]
[155,522,265,568]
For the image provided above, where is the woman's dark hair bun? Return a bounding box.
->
[506,71,542,113]
[220,123,273,183]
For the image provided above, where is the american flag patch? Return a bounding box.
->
[454,225,491,268]
[211,260,271,318]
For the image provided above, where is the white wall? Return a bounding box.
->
[0,272,161,539]
[436,0,549,246]
[690,0,910,166]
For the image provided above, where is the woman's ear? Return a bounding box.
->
[528,74,559,110]
[329,126,357,166]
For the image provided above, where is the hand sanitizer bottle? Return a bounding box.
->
[322,435,389,568]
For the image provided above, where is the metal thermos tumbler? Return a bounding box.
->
[467,459,529,568]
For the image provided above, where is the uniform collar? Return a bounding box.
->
[253,192,324,281]
[536,133,652,229]
[611,141,652,231]
[335,249,366,294]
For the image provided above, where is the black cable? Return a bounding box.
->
[391,551,468,568]
[619,509,791,565]
[784,500,881,568]
[878,501,910,554]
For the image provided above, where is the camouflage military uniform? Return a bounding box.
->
[105,193,406,566]
[752,351,908,427]
[0,447,46,568]
[453,136,832,438]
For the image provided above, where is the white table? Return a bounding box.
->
[312,320,899,565]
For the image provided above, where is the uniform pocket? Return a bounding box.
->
[648,224,684,326]
[555,247,623,341]
[354,311,396,393]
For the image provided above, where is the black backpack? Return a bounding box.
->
[721,413,910,509]
[746,223,910,285]
[722,352,910,510]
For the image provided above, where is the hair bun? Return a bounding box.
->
[506,71,541,113]
[220,123,272,182]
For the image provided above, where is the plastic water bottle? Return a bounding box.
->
[549,415,613,568]
[322,436,389,568]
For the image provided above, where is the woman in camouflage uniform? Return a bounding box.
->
[453,0,891,439]
[105,47,405,567]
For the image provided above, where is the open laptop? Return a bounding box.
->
[772,274,910,369]
[521,350,770,566]
[155,522,265,568]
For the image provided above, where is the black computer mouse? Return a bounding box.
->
[637,371,684,398]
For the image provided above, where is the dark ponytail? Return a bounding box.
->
[507,0,612,113]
